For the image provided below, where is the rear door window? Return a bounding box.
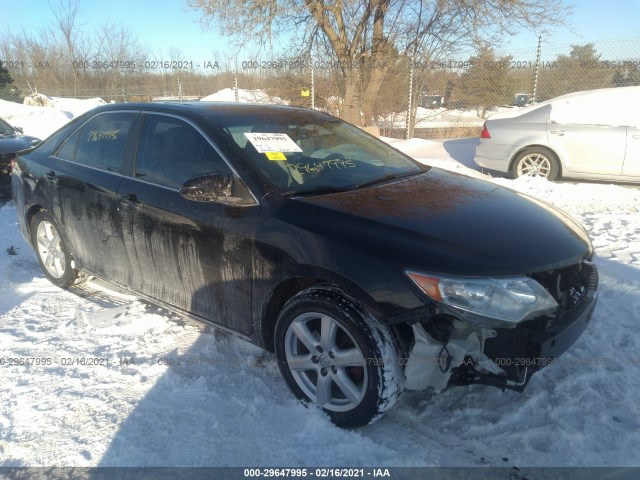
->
[56,112,135,172]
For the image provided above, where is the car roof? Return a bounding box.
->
[92,102,319,117]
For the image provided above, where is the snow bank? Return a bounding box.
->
[414,107,485,128]
[23,93,54,108]
[0,99,72,139]
[0,95,105,139]
[48,96,107,118]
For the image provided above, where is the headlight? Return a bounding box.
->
[405,270,558,326]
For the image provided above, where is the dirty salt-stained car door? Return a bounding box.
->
[117,113,258,334]
[47,111,138,282]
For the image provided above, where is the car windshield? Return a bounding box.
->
[206,109,424,194]
[0,118,16,136]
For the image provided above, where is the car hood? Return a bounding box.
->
[288,169,592,276]
[0,135,41,155]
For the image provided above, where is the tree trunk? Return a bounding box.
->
[361,65,388,126]
[342,68,361,125]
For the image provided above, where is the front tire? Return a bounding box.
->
[511,147,560,180]
[30,210,81,288]
[274,287,404,428]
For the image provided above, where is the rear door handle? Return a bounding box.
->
[121,193,143,208]
[550,130,565,136]
[632,135,640,140]
[44,171,59,185]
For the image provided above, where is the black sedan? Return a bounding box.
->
[12,102,598,427]
[0,117,40,197]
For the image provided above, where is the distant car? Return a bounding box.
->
[0,118,40,197]
[13,102,598,427]
[420,94,443,109]
[512,93,532,107]
[475,86,640,181]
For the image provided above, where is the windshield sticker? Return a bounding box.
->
[286,159,356,174]
[265,152,287,161]
[244,133,303,153]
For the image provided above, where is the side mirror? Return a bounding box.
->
[14,126,24,134]
[180,172,232,202]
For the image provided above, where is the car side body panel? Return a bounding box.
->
[475,88,640,181]
[118,175,259,335]
[46,155,126,280]
[547,123,626,176]
[623,126,640,176]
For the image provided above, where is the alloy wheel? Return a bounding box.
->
[284,312,368,412]
[517,153,552,178]
[36,220,66,279]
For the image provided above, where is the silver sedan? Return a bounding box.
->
[475,86,640,181]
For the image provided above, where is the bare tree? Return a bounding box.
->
[48,0,85,95]
[97,23,149,97]
[187,0,571,125]
[1,29,60,94]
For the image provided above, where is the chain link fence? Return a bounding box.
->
[2,36,639,139]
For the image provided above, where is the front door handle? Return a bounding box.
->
[632,135,640,140]
[550,130,565,136]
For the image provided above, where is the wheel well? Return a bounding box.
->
[509,145,562,177]
[261,277,324,352]
[25,205,44,244]
[260,277,415,358]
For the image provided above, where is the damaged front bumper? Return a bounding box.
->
[398,262,599,393]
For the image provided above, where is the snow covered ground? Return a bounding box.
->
[384,136,484,176]
[413,107,486,128]
[0,95,639,471]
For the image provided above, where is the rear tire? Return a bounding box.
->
[274,287,404,428]
[511,147,560,180]
[30,210,81,288]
